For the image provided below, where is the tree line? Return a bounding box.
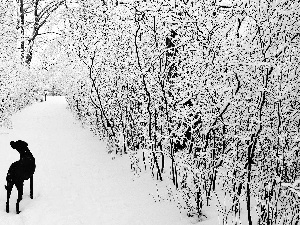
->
[63,1,300,224]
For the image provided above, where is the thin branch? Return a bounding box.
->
[35,31,62,36]
[274,33,300,58]
[201,72,241,152]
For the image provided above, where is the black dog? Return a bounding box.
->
[5,140,36,214]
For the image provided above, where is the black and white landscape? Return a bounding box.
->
[0,0,299,224]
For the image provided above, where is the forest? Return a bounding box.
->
[1,0,300,224]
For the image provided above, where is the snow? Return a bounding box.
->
[0,96,192,225]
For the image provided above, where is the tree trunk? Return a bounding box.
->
[19,0,25,63]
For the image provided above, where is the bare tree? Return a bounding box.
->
[16,0,66,66]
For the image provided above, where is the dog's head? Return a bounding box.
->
[10,140,28,154]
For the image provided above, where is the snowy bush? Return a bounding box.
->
[0,1,39,128]
[62,0,300,223]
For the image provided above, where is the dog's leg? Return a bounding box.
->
[6,189,10,213]
[6,194,9,213]
[16,203,19,214]
[16,183,23,214]
[6,183,13,213]
[30,176,33,199]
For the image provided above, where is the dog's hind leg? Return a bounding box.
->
[6,183,13,213]
[30,176,33,199]
[16,182,23,214]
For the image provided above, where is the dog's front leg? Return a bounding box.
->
[6,193,10,213]
[16,183,23,214]
[16,203,19,214]
[30,176,33,199]
[6,184,12,213]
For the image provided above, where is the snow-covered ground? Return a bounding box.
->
[0,96,194,225]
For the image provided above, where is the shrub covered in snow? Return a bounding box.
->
[63,1,300,223]
[0,1,40,128]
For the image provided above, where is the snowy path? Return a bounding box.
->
[0,97,187,225]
